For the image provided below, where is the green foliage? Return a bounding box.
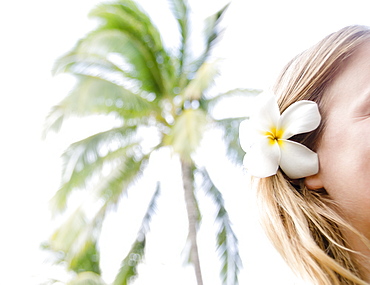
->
[192,3,229,72]
[45,0,259,284]
[113,239,145,285]
[164,109,208,162]
[183,61,220,100]
[113,184,160,285]
[69,240,101,274]
[67,272,106,285]
[88,1,175,95]
[43,208,102,275]
[199,168,242,285]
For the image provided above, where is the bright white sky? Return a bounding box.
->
[1,0,370,284]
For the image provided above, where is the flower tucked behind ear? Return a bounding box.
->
[239,93,321,179]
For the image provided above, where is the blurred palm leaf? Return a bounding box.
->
[67,272,106,285]
[199,167,242,285]
[113,183,160,285]
[163,108,208,162]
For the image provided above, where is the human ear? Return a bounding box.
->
[304,173,324,190]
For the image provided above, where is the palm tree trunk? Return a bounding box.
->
[180,159,203,285]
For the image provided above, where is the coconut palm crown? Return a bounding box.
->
[44,0,260,284]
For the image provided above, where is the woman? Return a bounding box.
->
[240,25,370,284]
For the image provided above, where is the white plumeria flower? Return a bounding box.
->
[239,93,321,179]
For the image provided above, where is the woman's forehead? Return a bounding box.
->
[325,41,370,111]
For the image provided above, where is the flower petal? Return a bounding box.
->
[279,140,319,179]
[250,93,280,133]
[239,119,259,152]
[279,100,321,139]
[243,136,280,178]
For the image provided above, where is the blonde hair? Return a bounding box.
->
[257,25,370,285]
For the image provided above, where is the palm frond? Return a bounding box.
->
[43,75,154,136]
[214,117,247,165]
[60,125,139,182]
[182,60,219,101]
[94,153,150,206]
[47,191,112,276]
[43,87,146,139]
[66,202,110,275]
[191,3,230,73]
[50,126,142,213]
[113,240,145,285]
[168,0,189,85]
[163,109,208,162]
[69,240,101,274]
[53,50,123,77]
[47,207,101,274]
[204,88,261,113]
[198,167,241,285]
[67,271,106,285]
[89,0,176,96]
[48,157,151,274]
[53,30,160,95]
[49,207,87,253]
[113,183,161,285]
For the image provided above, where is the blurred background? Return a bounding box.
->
[1,0,369,284]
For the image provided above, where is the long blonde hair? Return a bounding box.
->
[257,25,370,285]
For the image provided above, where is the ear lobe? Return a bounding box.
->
[304,173,324,190]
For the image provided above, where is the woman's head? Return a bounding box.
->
[275,25,370,150]
[257,25,370,285]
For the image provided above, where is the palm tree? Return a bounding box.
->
[44,0,260,284]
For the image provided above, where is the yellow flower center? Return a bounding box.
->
[265,127,284,146]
